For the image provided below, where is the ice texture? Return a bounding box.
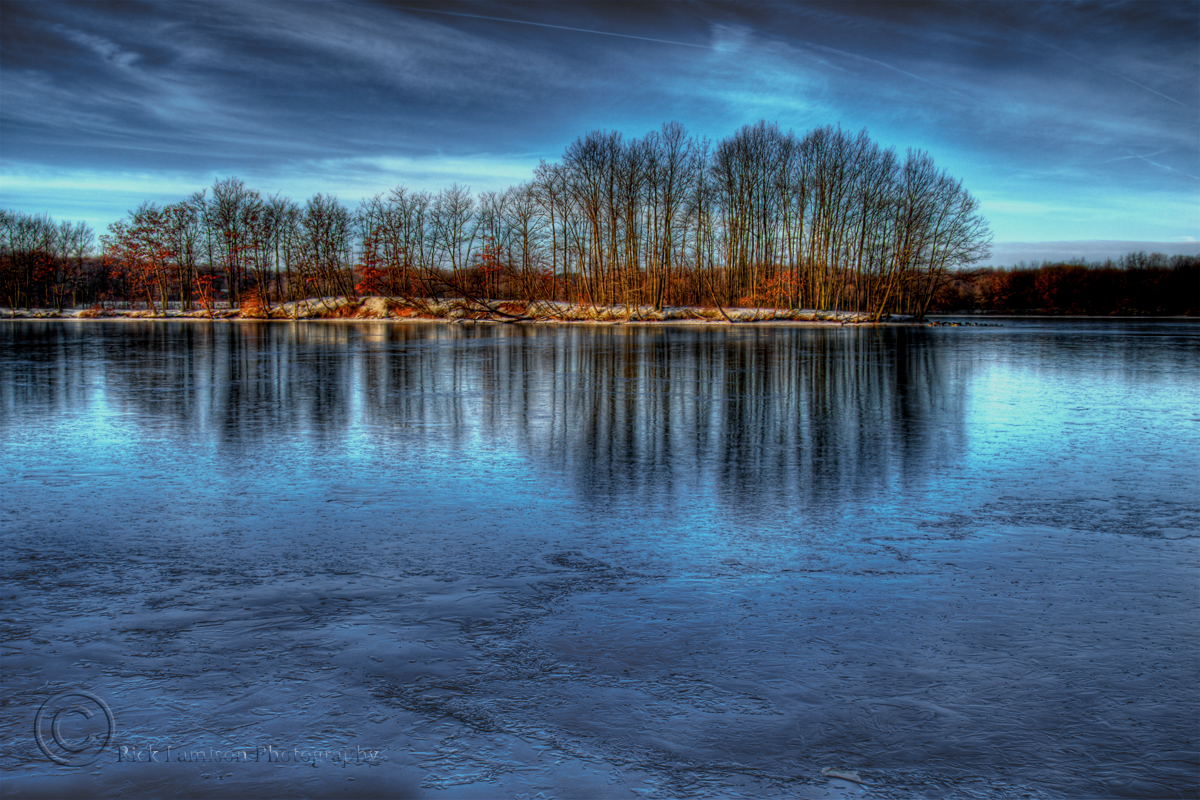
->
[1,318,1196,799]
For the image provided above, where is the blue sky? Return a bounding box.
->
[1,0,1197,264]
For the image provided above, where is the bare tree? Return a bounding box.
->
[300,194,353,298]
[29,119,991,318]
[209,178,260,308]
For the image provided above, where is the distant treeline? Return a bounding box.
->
[3,121,993,318]
[930,253,1199,316]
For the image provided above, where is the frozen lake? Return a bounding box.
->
[1,318,1197,799]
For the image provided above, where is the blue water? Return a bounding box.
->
[1,318,1197,799]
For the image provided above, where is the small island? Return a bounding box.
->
[6,123,1193,324]
[4,122,995,325]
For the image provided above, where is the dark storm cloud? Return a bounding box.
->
[1,0,1196,254]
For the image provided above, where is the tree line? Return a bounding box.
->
[6,121,997,318]
[930,253,1199,316]
[0,210,95,312]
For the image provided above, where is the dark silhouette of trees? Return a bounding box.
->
[0,210,79,310]
[932,254,1199,316]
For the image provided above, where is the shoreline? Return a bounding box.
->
[0,296,945,326]
[5,298,1190,325]
[930,312,1197,320]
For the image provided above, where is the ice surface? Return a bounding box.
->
[1,319,1196,799]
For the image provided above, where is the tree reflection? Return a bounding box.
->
[1,321,972,517]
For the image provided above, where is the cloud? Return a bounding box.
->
[53,26,141,69]
[0,0,1195,248]
[0,150,544,234]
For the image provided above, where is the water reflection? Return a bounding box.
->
[1,321,966,515]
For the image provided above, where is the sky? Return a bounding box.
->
[1,0,1197,265]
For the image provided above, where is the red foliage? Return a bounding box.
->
[194,274,217,317]
[355,265,387,297]
[102,209,176,314]
[240,290,268,318]
[739,269,805,308]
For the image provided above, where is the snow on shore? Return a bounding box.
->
[1,296,911,324]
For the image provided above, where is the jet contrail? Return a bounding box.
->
[394,5,717,50]
[1119,149,1199,181]
[808,42,973,100]
[944,1,1190,108]
[1102,149,1169,164]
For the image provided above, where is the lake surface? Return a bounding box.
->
[1,318,1196,799]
